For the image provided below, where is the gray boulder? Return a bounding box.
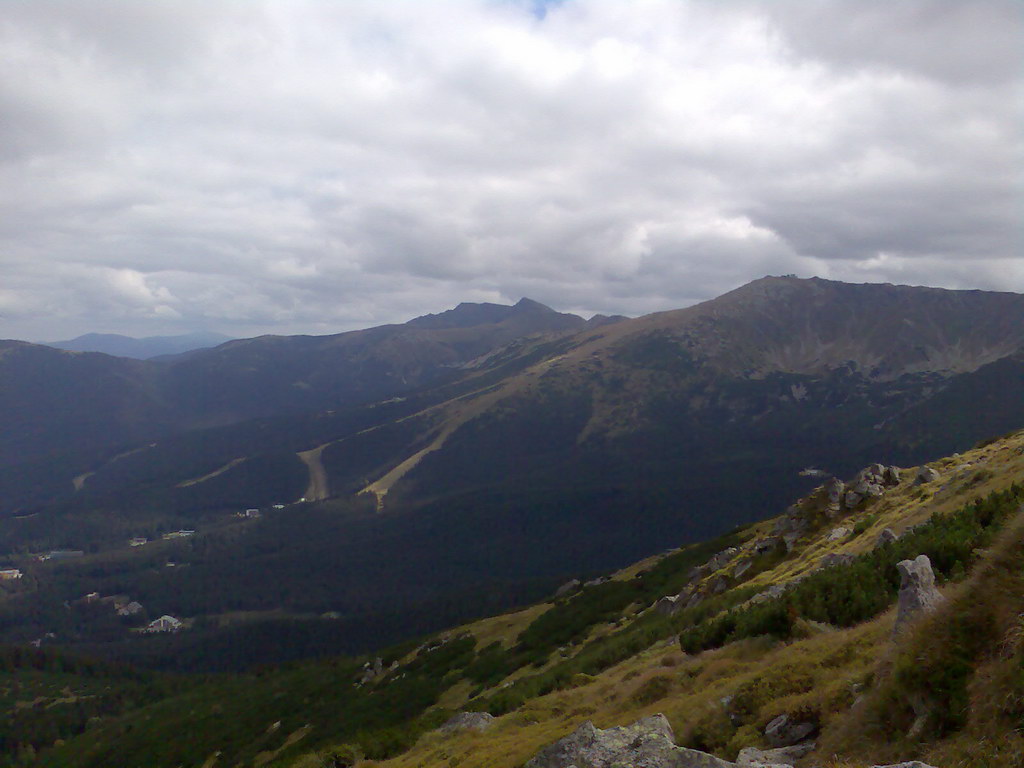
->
[874,528,898,548]
[884,465,901,485]
[707,547,740,572]
[439,711,495,734]
[914,466,940,485]
[894,555,945,635]
[754,537,783,555]
[524,714,737,768]
[844,490,863,508]
[764,713,816,747]
[736,741,814,767]
[655,595,682,616]
[824,477,845,505]
[870,764,939,768]
[819,553,855,569]
[826,526,850,542]
[749,582,789,605]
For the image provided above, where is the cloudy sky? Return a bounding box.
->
[1,0,1021,341]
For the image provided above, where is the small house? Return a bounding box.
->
[144,615,183,633]
[0,568,22,580]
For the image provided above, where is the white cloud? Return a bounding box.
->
[0,0,1020,340]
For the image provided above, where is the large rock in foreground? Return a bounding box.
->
[894,555,945,635]
[524,714,735,768]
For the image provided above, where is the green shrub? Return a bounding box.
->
[680,485,1022,655]
[630,673,673,705]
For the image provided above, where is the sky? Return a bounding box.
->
[1,0,1021,341]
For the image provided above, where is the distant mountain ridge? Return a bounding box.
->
[0,298,600,511]
[1,276,1023,686]
[46,331,234,360]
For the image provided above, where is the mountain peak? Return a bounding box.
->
[511,297,555,313]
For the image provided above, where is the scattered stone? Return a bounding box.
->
[524,714,737,768]
[844,490,863,508]
[655,595,682,616]
[884,466,901,485]
[914,466,940,485]
[819,553,855,569]
[733,560,753,579]
[764,713,816,748]
[754,537,782,555]
[826,526,850,542]
[874,528,898,549]
[749,582,789,605]
[439,711,495,734]
[782,532,802,552]
[894,555,945,635]
[707,547,740,572]
[737,741,815,767]
[554,579,581,599]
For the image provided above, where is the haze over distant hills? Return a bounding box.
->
[45,331,235,360]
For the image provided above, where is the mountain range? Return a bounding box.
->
[0,276,1022,672]
[45,331,234,360]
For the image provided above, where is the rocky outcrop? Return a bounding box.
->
[524,715,737,768]
[763,713,816,747]
[736,741,814,767]
[843,463,901,508]
[773,512,809,552]
[894,555,945,635]
[914,466,940,485]
[357,657,380,683]
[874,528,898,548]
[655,595,683,616]
[439,711,495,734]
[844,490,864,508]
[826,526,850,542]
[706,547,740,572]
[753,536,783,555]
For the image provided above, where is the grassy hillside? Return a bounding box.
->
[22,428,1024,767]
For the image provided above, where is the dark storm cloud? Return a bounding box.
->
[0,0,1020,340]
